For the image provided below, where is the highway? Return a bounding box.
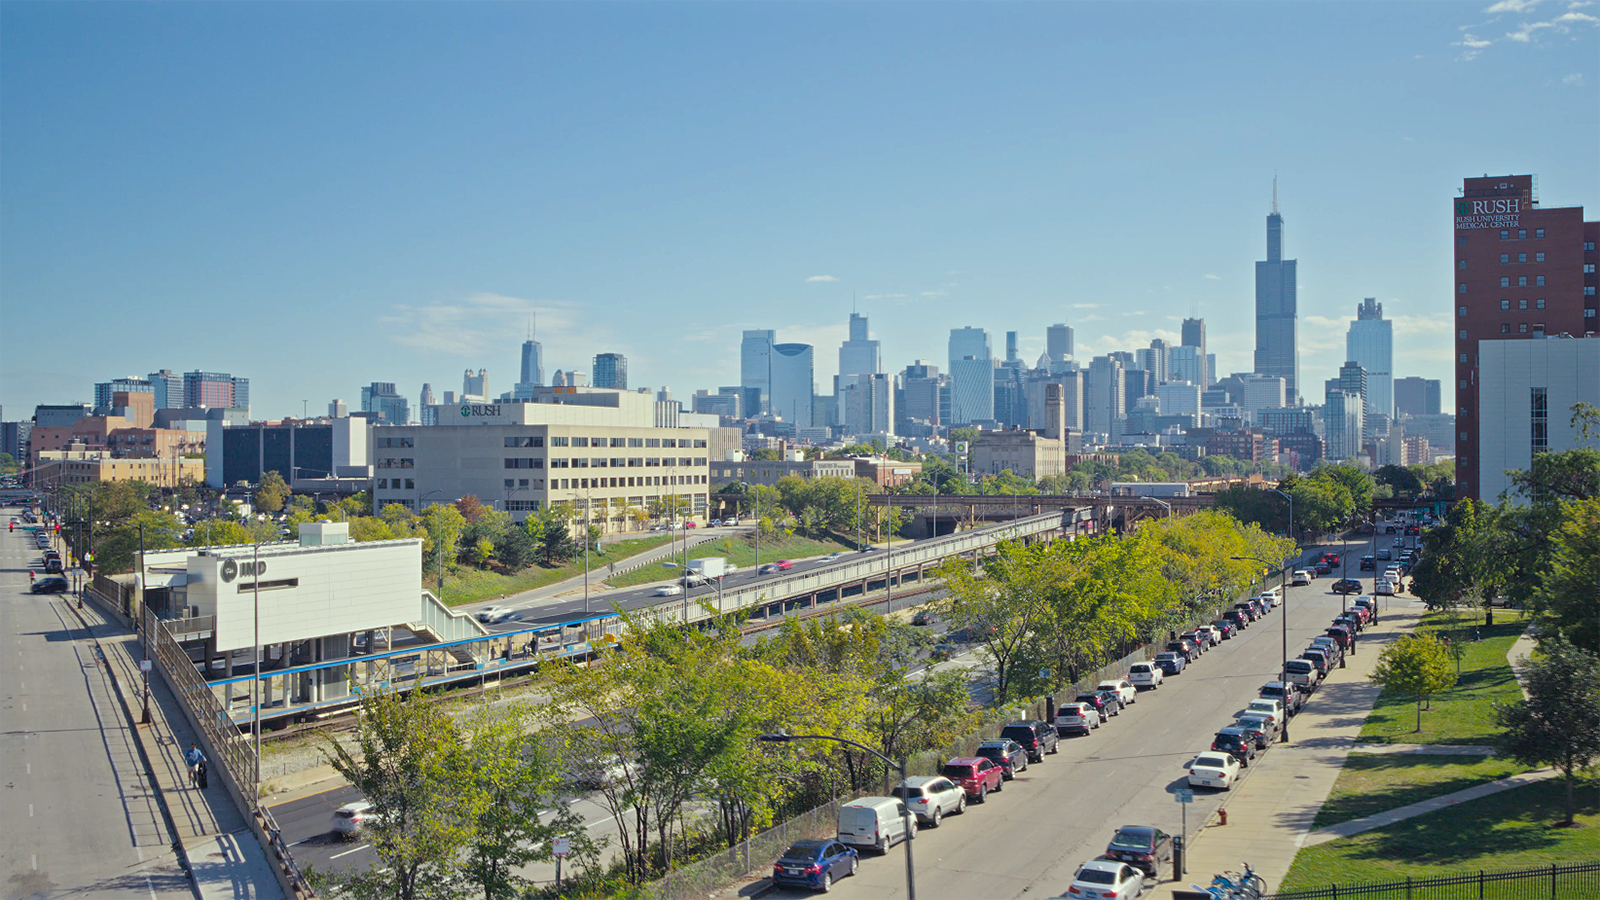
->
[798,529,1413,900]
[0,505,196,900]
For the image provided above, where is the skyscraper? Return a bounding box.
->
[841,373,893,436]
[1045,324,1074,371]
[1324,389,1364,462]
[419,383,437,425]
[838,312,880,379]
[1347,298,1394,420]
[770,343,814,427]
[899,361,944,431]
[1005,331,1020,366]
[593,352,628,390]
[1394,377,1442,418]
[1254,185,1300,403]
[1180,318,1208,386]
[360,382,409,424]
[948,327,994,425]
[1085,355,1126,436]
[184,371,247,410]
[740,329,776,414]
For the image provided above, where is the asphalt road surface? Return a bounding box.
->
[802,530,1400,900]
[0,505,195,900]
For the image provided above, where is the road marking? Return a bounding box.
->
[25,763,29,775]
[31,854,36,871]
[29,804,33,817]
[330,843,369,859]
[145,874,157,900]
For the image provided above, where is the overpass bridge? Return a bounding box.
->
[862,492,1214,538]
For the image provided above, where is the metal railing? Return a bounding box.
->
[1266,862,1600,900]
[411,589,491,641]
[639,796,859,900]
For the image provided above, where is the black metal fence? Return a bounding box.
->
[1267,862,1600,900]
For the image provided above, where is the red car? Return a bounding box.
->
[941,757,1004,803]
[776,559,793,570]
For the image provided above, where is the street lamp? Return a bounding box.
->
[759,731,916,899]
[1151,498,1173,521]
[1232,552,1291,744]
[570,489,595,615]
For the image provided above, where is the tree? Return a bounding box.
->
[1496,639,1600,825]
[0,452,18,475]
[421,503,467,572]
[1534,498,1600,654]
[254,471,290,513]
[1375,464,1423,497]
[934,542,1053,703]
[1369,634,1457,732]
[323,687,482,900]
[455,495,490,524]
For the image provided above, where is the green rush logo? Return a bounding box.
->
[1455,200,1469,215]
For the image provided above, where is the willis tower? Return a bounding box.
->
[1253,181,1300,403]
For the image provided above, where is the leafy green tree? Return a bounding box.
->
[323,687,483,900]
[472,537,495,566]
[0,452,18,474]
[1411,498,1514,624]
[1375,464,1424,497]
[253,471,290,513]
[1533,498,1600,654]
[1369,634,1457,732]
[92,510,186,574]
[1288,475,1354,538]
[494,520,537,570]
[348,516,396,542]
[421,503,467,572]
[748,448,781,462]
[187,518,252,547]
[1495,638,1600,825]
[934,542,1053,702]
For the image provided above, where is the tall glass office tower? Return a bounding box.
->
[1346,297,1393,420]
[948,327,994,424]
[1254,188,1300,403]
[770,343,814,427]
[740,329,776,414]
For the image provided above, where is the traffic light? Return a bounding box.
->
[54,522,61,534]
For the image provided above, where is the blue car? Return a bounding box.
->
[770,838,858,892]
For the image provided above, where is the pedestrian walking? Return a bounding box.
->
[185,743,207,788]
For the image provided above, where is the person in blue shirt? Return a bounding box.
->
[185,743,206,787]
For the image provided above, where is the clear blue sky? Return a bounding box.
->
[3,1,1595,420]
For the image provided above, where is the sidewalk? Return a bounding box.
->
[1300,768,1555,847]
[1508,627,1537,700]
[1179,601,1426,898]
[70,597,287,899]
[485,530,731,606]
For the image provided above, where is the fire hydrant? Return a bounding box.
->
[1219,808,1229,826]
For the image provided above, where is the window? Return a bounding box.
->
[591,438,607,447]
[1587,264,1597,274]
[405,479,414,489]
[610,437,625,448]
[1536,298,1545,309]
[646,438,661,448]
[505,478,515,489]
[611,458,626,467]
[1537,253,1546,263]
[1533,323,1545,332]
[1501,324,1511,334]
[1461,432,1469,441]
[694,440,708,448]
[1519,299,1528,310]
[679,457,693,467]
[1458,284,1468,294]
[572,437,589,448]
[1459,306,1468,317]
[1587,242,1597,251]
[551,436,569,447]
[1501,277,1511,287]
[1458,236,1467,246]
[1519,323,1529,333]
[1500,230,1510,240]
[645,457,660,467]
[1532,387,1548,454]
[591,458,607,468]
[1519,229,1527,239]
[1588,287,1597,296]
[503,436,543,448]
[628,457,642,467]
[1518,253,1527,263]
[518,479,529,488]
[1587,308,1597,317]
[628,437,644,448]
[1535,229,1545,239]
[662,438,677,448]
[1536,276,1545,286]
[572,458,588,468]
[1459,353,1468,362]
[377,478,388,489]
[550,458,569,468]
[504,458,543,469]
[1501,253,1510,264]
[1501,300,1511,310]
[1460,380,1468,389]
[1460,330,1468,339]
[1518,276,1528,287]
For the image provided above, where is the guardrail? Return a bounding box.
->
[412,590,491,641]
[633,510,1076,626]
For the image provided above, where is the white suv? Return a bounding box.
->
[1128,661,1164,690]
[1097,679,1138,707]
[891,776,966,827]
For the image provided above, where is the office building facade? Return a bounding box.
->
[1254,195,1300,403]
[592,353,628,390]
[838,313,881,379]
[1045,323,1074,371]
[184,371,248,411]
[1394,377,1442,418]
[770,343,815,427]
[949,327,994,425]
[1347,297,1394,420]
[1454,174,1599,500]
[1478,336,1600,502]
[740,329,775,415]
[360,382,410,425]
[1324,389,1364,463]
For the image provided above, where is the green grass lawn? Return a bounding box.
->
[437,533,675,606]
[1312,753,1528,829]
[1282,777,1600,894]
[601,532,857,589]
[1356,610,1528,746]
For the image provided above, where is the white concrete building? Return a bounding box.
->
[1478,336,1600,502]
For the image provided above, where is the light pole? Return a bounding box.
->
[759,731,916,899]
[252,541,262,788]
[570,489,595,615]
[1234,552,1291,744]
[138,523,150,725]
[1152,498,1173,521]
[420,490,449,605]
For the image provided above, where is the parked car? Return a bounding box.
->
[1186,752,1242,790]
[1222,610,1249,631]
[890,776,966,827]
[974,739,1029,779]
[1055,702,1099,736]
[1097,679,1138,707]
[1284,658,1319,690]
[1153,651,1186,676]
[771,839,858,892]
[30,576,68,594]
[1194,625,1221,647]
[1211,728,1258,767]
[1291,569,1312,586]
[941,757,1004,802]
[1103,825,1174,877]
[911,611,933,626]
[1128,661,1164,690]
[1308,636,1344,660]
[1242,698,1284,730]
[1181,631,1210,654]
[331,800,379,839]
[1232,602,1258,623]
[1259,681,1303,715]
[1325,625,1355,650]
[1234,716,1275,748]
[1166,639,1198,663]
[43,558,63,574]
[1334,612,1364,634]
[999,720,1059,761]
[1376,548,1392,561]
[1065,859,1147,900]
[1314,562,1332,576]
[1300,648,1334,677]
[1211,619,1236,640]
[1333,578,1364,595]
[1076,692,1115,721]
[837,797,916,852]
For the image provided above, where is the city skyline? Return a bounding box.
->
[2,2,1597,419]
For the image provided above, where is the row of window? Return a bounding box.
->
[376,457,415,469]
[1501,299,1547,310]
[502,476,708,491]
[1499,275,1547,287]
[376,478,416,489]
[542,435,709,449]
[376,437,415,448]
[525,456,709,469]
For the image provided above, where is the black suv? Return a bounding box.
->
[1360,556,1376,571]
[974,739,1028,779]
[1076,692,1117,721]
[31,576,68,594]
[1000,721,1059,762]
[1222,609,1248,630]
[1332,578,1363,594]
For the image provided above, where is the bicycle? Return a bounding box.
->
[1199,862,1266,900]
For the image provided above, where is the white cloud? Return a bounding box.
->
[1455,32,1494,58]
[805,275,838,283]
[1203,273,1222,280]
[1080,314,1108,322]
[920,290,948,298]
[1486,0,1541,12]
[1121,311,1147,317]
[1565,72,1587,84]
[381,293,629,371]
[1073,303,1101,309]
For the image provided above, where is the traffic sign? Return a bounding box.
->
[1174,789,1194,804]
[140,660,153,673]
[553,836,571,857]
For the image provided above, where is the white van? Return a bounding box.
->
[838,797,916,853]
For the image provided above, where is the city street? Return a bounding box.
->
[0,506,195,900]
[803,530,1401,900]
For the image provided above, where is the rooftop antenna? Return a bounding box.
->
[853,291,857,315]
[1272,173,1279,214]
